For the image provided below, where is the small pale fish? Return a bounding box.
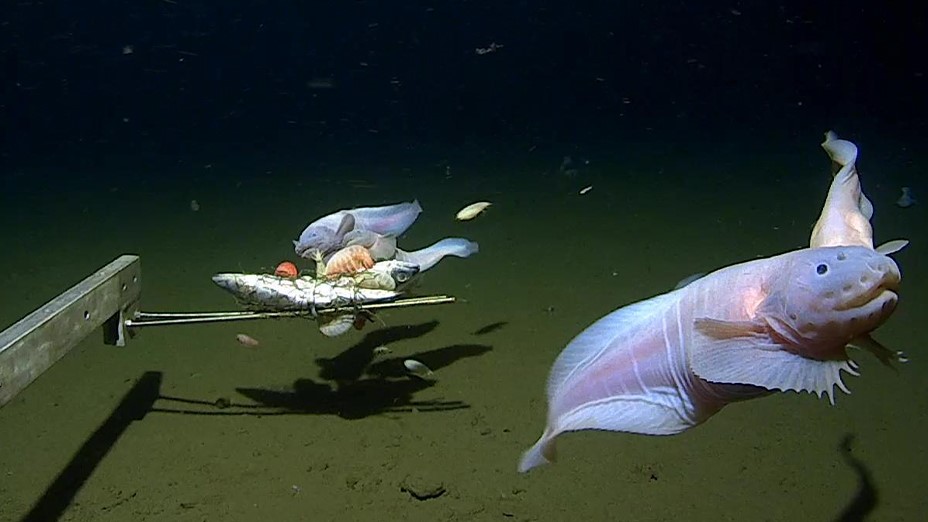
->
[403,359,434,378]
[896,187,915,208]
[373,345,391,356]
[319,314,356,337]
[579,185,593,195]
[236,333,260,347]
[455,201,491,221]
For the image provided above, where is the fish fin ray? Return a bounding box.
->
[690,323,855,405]
[848,334,908,369]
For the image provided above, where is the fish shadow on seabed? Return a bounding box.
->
[833,434,879,522]
[148,321,491,420]
[234,375,454,420]
[472,321,508,335]
[315,321,442,382]
[232,321,492,419]
[365,342,493,379]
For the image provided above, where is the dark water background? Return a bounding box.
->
[1,1,926,520]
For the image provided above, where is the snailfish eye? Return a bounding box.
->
[816,263,828,275]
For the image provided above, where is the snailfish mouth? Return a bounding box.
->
[295,246,318,259]
[835,255,902,311]
[838,283,897,311]
[841,289,898,332]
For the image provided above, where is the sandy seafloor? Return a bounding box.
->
[0,133,925,521]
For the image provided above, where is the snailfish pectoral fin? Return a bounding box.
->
[691,317,856,405]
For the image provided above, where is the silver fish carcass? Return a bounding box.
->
[212,260,420,336]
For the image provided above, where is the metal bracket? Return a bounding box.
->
[0,255,141,408]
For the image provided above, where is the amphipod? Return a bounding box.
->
[455,202,491,221]
[325,245,375,277]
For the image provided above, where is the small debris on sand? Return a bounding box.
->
[236,333,260,347]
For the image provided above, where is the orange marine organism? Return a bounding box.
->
[324,245,375,277]
[274,261,299,278]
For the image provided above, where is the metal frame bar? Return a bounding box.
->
[0,255,142,408]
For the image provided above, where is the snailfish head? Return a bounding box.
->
[765,246,901,359]
[294,226,338,259]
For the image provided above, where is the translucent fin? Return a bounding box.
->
[875,239,909,255]
[691,318,856,405]
[334,213,355,238]
[518,430,557,473]
[848,334,909,368]
[518,393,691,473]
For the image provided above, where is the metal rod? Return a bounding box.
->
[358,295,456,310]
[125,295,456,328]
[136,311,261,318]
[126,313,294,327]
